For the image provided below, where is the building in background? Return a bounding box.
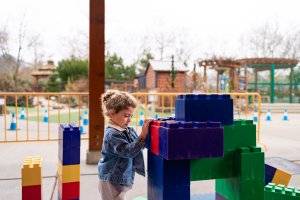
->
[144,60,188,93]
[31,60,56,92]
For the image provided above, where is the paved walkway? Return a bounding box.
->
[0,113,300,199]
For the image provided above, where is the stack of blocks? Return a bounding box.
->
[146,94,265,200]
[58,124,80,200]
[22,156,42,200]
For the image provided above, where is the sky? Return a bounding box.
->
[1,0,300,67]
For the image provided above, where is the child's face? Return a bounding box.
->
[109,107,135,128]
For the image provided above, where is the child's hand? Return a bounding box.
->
[140,119,153,140]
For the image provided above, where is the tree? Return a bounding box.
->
[170,55,177,89]
[130,36,154,73]
[0,71,13,91]
[187,63,202,92]
[280,30,300,59]
[154,32,175,60]
[174,31,194,67]
[46,72,62,92]
[105,53,136,81]
[249,23,283,58]
[0,23,25,90]
[243,22,300,59]
[29,34,44,71]
[139,52,154,73]
[65,77,88,92]
[65,31,89,60]
[293,67,300,83]
[56,58,88,87]
[0,20,39,91]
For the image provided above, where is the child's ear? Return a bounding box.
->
[108,110,114,117]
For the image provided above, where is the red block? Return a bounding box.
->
[151,121,163,155]
[22,185,42,200]
[58,179,80,200]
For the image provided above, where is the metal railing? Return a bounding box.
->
[0,92,89,142]
[0,92,262,145]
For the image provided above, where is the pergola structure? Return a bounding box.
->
[237,58,299,103]
[197,58,241,93]
[198,57,299,103]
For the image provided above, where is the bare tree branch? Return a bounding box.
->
[153,32,176,60]
[0,25,9,56]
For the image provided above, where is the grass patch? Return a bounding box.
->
[6,106,38,114]
[28,111,87,123]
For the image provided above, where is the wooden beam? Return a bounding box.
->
[88,0,105,155]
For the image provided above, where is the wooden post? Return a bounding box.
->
[87,0,105,164]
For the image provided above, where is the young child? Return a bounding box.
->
[98,89,152,200]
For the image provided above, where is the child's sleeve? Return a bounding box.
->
[106,131,145,158]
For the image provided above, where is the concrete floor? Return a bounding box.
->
[0,113,299,199]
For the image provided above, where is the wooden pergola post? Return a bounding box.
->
[86,0,105,164]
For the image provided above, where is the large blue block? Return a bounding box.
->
[148,183,190,200]
[162,186,190,200]
[265,163,276,185]
[58,124,81,165]
[159,121,224,160]
[59,124,81,148]
[175,94,233,125]
[148,150,190,200]
[58,145,80,165]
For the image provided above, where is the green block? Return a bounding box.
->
[234,146,265,181]
[216,178,264,200]
[216,178,234,198]
[265,183,300,200]
[190,151,234,181]
[223,120,256,152]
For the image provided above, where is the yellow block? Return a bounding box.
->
[272,169,292,186]
[58,160,80,183]
[22,156,42,186]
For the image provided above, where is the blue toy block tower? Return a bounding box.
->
[147,94,265,200]
[58,124,80,199]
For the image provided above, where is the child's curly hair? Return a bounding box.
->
[100,90,137,117]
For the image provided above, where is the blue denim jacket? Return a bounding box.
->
[98,124,146,186]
